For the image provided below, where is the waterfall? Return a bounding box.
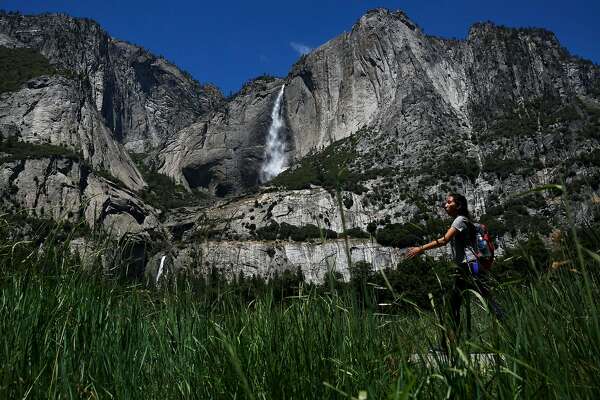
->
[156,255,166,284]
[260,85,287,182]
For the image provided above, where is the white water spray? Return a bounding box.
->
[260,85,287,182]
[156,255,166,284]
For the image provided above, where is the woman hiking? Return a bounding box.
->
[405,193,502,347]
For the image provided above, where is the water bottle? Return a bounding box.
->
[470,260,480,275]
[477,233,491,258]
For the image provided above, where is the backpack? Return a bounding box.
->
[468,223,495,270]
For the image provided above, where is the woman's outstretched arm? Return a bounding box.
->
[405,226,459,259]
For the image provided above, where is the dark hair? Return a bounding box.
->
[448,193,476,244]
[448,193,471,219]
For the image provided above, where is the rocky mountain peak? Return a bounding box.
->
[351,8,422,41]
[466,21,568,61]
[0,11,223,154]
[0,12,105,72]
[359,8,420,32]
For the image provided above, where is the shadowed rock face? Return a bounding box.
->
[182,160,218,190]
[0,10,226,227]
[157,77,291,194]
[0,12,223,153]
[0,156,159,236]
[0,75,145,190]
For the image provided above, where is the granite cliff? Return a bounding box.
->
[1,9,599,281]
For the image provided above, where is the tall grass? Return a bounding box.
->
[1,209,600,398]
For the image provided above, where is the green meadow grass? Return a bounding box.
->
[1,210,599,399]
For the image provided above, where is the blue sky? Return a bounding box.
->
[4,1,599,95]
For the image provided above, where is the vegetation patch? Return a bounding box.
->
[1,200,600,398]
[130,154,210,211]
[0,211,91,243]
[494,234,551,281]
[346,258,454,310]
[339,227,370,239]
[93,168,129,189]
[481,193,551,236]
[270,129,377,193]
[371,211,449,249]
[437,156,480,182]
[485,94,581,138]
[573,149,600,168]
[563,171,600,201]
[375,222,424,248]
[0,136,81,163]
[0,46,69,94]
[482,155,544,179]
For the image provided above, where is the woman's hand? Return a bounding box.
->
[405,246,423,259]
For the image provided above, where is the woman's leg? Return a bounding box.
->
[472,271,505,321]
[449,273,468,343]
[440,267,467,350]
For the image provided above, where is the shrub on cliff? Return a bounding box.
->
[255,221,337,241]
[269,132,370,194]
[0,47,69,94]
[0,136,81,162]
[340,227,370,239]
[129,154,209,211]
[494,234,551,282]
[375,223,423,248]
